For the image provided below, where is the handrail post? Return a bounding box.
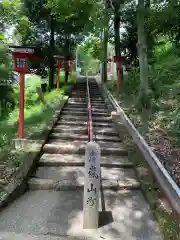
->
[83,141,101,229]
[83,73,101,229]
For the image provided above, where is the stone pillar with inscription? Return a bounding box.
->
[83,141,101,229]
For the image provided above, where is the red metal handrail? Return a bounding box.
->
[86,77,93,141]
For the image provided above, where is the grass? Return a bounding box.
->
[54,71,76,85]
[0,73,74,194]
[0,74,74,166]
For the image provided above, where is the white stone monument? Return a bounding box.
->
[83,141,101,229]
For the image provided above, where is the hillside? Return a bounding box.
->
[107,40,180,187]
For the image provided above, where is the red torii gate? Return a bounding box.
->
[54,55,75,89]
[54,55,64,90]
[109,56,127,98]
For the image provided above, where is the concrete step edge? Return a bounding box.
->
[28,178,140,191]
[52,128,118,136]
[38,159,133,168]
[49,133,120,142]
[43,144,128,156]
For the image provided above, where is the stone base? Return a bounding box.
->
[13,139,43,151]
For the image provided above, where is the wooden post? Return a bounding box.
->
[18,72,25,139]
[83,141,101,229]
[57,67,60,90]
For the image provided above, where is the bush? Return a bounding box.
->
[0,84,15,119]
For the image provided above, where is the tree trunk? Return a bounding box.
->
[103,28,108,82]
[114,9,123,81]
[114,10,121,59]
[137,0,149,133]
[102,0,109,82]
[49,15,55,90]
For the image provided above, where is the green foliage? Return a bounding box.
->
[0,41,14,119]
[84,37,104,60]
[108,39,180,144]
[14,15,36,44]
[0,74,72,156]
[0,84,15,119]
[0,97,68,162]
[0,0,21,32]
[78,42,100,74]
[46,0,96,32]
[120,2,155,66]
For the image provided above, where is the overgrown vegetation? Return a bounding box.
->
[107,40,180,141]
[105,39,180,238]
[0,75,72,191]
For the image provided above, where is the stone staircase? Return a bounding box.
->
[28,80,140,191]
[0,79,162,240]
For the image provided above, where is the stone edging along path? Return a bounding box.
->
[0,85,73,211]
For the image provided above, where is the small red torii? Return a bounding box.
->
[54,55,75,88]
[54,55,64,90]
[9,45,42,139]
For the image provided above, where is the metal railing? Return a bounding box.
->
[102,83,180,217]
[86,76,93,141]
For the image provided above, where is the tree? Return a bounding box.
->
[78,42,100,74]
[13,16,37,44]
[21,0,100,89]
[106,0,125,59]
[136,0,150,133]
[22,0,57,90]
[0,0,21,33]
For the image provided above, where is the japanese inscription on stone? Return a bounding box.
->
[83,141,101,229]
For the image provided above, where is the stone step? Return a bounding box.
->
[53,125,118,136]
[56,120,87,126]
[91,107,108,113]
[53,125,87,133]
[63,105,87,114]
[65,104,86,109]
[59,115,112,123]
[50,133,120,142]
[64,107,90,112]
[43,141,127,155]
[28,166,140,190]
[91,112,110,117]
[93,134,120,142]
[0,232,78,240]
[68,98,87,102]
[91,100,105,103]
[39,153,133,168]
[61,110,110,117]
[49,133,88,141]
[66,102,86,106]
[69,99,105,103]
[61,110,87,116]
[91,103,107,107]
[91,101,106,104]
[71,94,102,97]
[70,93,87,99]
[56,120,114,128]
[63,107,109,113]
[67,102,106,108]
